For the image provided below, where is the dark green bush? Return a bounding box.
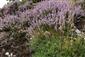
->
[32,0,42,3]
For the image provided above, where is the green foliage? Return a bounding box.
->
[32,0,42,3]
[30,25,85,57]
[20,0,42,3]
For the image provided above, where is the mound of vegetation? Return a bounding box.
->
[0,0,85,57]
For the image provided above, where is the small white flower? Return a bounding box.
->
[5,52,9,55]
[10,53,13,56]
[75,29,81,34]
[84,38,85,40]
[30,37,32,40]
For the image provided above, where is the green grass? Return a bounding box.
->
[30,24,85,57]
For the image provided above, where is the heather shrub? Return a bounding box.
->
[0,23,31,57]
[0,0,84,33]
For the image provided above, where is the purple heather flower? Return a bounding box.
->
[0,0,84,33]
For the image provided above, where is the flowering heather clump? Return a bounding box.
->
[0,0,84,35]
[0,0,84,34]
